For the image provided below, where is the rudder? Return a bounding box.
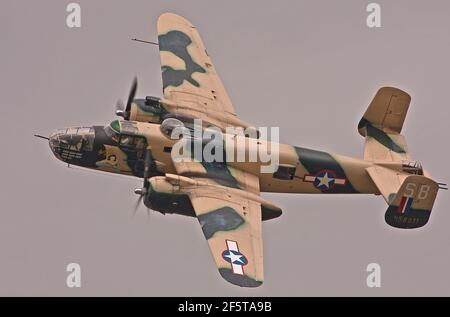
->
[358,87,412,161]
[385,175,438,229]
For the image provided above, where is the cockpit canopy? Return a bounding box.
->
[104,120,121,143]
[104,120,147,150]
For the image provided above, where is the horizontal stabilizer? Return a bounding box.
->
[366,166,407,203]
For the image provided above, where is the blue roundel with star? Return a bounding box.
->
[313,170,336,190]
[222,250,248,266]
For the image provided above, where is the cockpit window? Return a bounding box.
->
[119,135,134,147]
[104,124,120,143]
[110,120,121,133]
[78,127,92,134]
[118,135,147,160]
[55,128,67,135]
[119,135,146,148]
[67,127,79,135]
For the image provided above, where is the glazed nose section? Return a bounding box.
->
[48,127,96,162]
[48,129,68,159]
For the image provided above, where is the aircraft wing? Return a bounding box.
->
[157,13,250,129]
[169,157,265,287]
[189,182,264,287]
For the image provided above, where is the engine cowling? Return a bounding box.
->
[143,174,282,221]
[143,176,196,217]
[129,97,166,123]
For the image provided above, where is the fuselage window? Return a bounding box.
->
[273,165,296,180]
[119,135,147,160]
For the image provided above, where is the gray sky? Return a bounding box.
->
[1,0,449,296]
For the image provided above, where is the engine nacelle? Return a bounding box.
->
[143,176,195,217]
[129,97,166,123]
[144,174,282,221]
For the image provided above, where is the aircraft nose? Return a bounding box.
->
[48,127,95,163]
[48,129,67,159]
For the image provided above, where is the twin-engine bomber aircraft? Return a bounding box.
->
[39,12,445,287]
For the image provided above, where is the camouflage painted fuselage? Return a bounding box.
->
[44,12,442,288]
[49,120,378,198]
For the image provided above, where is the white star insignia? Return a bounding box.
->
[225,252,245,264]
[316,172,334,188]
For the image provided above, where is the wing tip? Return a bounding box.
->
[377,86,412,101]
[158,12,194,28]
[218,268,263,288]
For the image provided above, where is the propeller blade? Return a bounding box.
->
[116,99,124,111]
[131,148,153,219]
[115,99,125,117]
[132,195,143,218]
[143,148,153,189]
[125,77,138,114]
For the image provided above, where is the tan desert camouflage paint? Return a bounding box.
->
[46,12,443,287]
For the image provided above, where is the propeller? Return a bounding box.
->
[132,147,153,218]
[131,194,151,219]
[116,77,138,120]
[115,99,125,116]
[132,194,143,217]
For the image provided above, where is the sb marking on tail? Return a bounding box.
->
[383,175,439,229]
